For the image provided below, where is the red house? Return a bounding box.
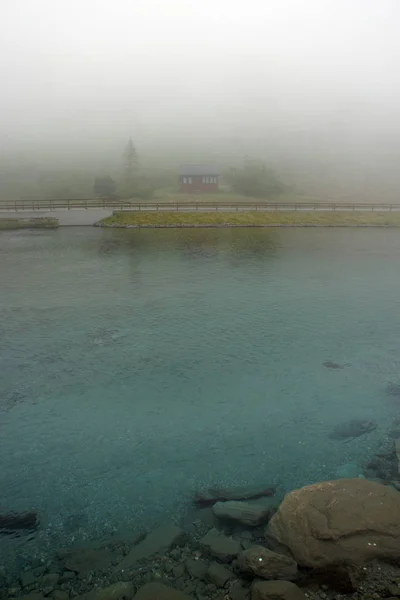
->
[179,164,220,193]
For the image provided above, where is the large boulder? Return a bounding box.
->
[266,478,400,568]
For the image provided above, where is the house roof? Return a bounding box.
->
[179,164,220,176]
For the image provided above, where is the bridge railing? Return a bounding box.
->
[0,198,400,211]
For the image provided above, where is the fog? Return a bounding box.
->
[1,0,400,200]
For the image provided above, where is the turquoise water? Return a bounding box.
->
[1,226,400,569]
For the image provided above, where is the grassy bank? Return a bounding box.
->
[97,211,400,228]
[0,217,58,230]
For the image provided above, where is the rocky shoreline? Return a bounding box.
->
[3,465,400,600]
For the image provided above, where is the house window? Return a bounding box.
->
[183,177,187,184]
[188,177,192,184]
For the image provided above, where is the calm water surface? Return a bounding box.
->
[1,226,400,569]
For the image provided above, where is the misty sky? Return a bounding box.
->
[1,0,400,156]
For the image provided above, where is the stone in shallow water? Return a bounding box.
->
[113,525,185,573]
[322,361,344,369]
[237,546,298,581]
[0,511,38,533]
[386,383,400,398]
[185,559,208,580]
[57,547,115,577]
[212,501,272,526]
[77,582,134,600]
[266,478,400,568]
[134,583,194,600]
[252,581,305,600]
[329,419,377,440]
[200,528,241,563]
[194,484,276,507]
[206,562,235,588]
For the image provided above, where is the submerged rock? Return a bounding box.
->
[252,580,305,600]
[0,511,38,533]
[134,583,194,599]
[185,559,208,580]
[77,582,134,600]
[395,439,400,475]
[266,478,400,568]
[206,562,235,587]
[329,418,376,440]
[212,501,272,526]
[200,528,241,563]
[386,383,400,398]
[195,484,276,507]
[238,546,297,581]
[114,525,185,573]
[57,547,116,577]
[322,361,345,369]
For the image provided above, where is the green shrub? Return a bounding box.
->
[227,158,284,197]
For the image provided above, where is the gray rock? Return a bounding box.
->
[200,528,241,563]
[53,592,69,600]
[77,582,134,600]
[134,583,194,599]
[114,525,185,573]
[329,419,376,440]
[213,501,271,526]
[195,485,276,507]
[206,563,234,588]
[386,583,400,597]
[57,548,115,577]
[41,574,60,589]
[266,479,400,568]
[238,546,297,580]
[185,559,208,580]
[172,565,185,579]
[252,581,305,600]
[20,572,36,589]
[229,582,250,600]
[59,572,76,584]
